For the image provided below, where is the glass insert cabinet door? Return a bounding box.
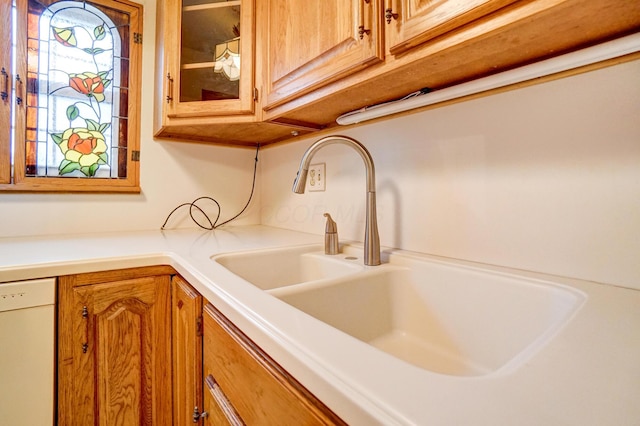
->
[164,0,255,118]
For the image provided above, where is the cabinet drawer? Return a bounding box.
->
[202,303,345,425]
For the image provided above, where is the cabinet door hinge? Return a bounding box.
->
[253,87,259,102]
[134,32,143,44]
[132,150,141,162]
[196,316,203,337]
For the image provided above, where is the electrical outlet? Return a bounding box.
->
[306,163,326,192]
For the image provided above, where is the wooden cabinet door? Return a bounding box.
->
[385,0,518,55]
[263,0,384,110]
[158,0,256,119]
[58,268,172,426]
[202,302,346,425]
[0,0,11,183]
[172,275,204,425]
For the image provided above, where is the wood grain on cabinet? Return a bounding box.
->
[57,266,173,426]
[0,0,11,184]
[202,302,346,425]
[172,275,204,425]
[158,0,255,119]
[263,0,384,110]
[264,0,640,129]
[385,0,518,55]
[153,0,320,145]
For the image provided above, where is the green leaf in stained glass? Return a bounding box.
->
[83,48,105,55]
[52,27,77,47]
[94,25,106,41]
[51,133,63,145]
[88,163,100,176]
[98,123,111,132]
[66,105,79,121]
[59,159,80,175]
[85,119,99,131]
[98,152,108,165]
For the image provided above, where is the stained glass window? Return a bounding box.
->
[0,0,141,192]
[26,0,129,178]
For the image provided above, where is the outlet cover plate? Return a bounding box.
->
[307,163,326,192]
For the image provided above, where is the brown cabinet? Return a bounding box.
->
[58,268,344,424]
[263,0,640,129]
[155,0,639,145]
[172,275,204,425]
[57,266,174,426]
[158,0,255,119]
[154,0,317,145]
[263,0,384,110]
[202,302,346,425]
[384,0,517,54]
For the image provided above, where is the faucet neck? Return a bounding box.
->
[293,135,381,266]
[294,136,377,194]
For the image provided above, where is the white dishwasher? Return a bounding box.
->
[0,278,55,425]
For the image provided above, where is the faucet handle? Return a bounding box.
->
[323,213,339,255]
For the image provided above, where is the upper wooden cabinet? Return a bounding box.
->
[384,0,518,55]
[264,0,640,128]
[154,0,640,145]
[160,0,255,119]
[263,0,384,110]
[154,0,317,145]
[262,0,516,112]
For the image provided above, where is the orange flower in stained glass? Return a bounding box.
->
[69,72,108,102]
[54,128,108,176]
[52,27,77,47]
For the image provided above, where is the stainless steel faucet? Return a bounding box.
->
[292,135,381,266]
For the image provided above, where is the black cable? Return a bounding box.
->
[160,144,260,230]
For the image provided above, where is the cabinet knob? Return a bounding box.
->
[192,406,208,423]
[385,0,398,23]
[1,68,8,101]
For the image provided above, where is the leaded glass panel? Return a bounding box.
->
[25,0,130,178]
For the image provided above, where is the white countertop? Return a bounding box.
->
[1,225,639,425]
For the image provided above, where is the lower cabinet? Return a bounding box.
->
[57,266,174,426]
[57,267,344,425]
[202,302,346,425]
[172,275,204,425]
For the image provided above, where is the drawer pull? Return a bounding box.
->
[82,305,89,353]
[205,375,244,426]
[166,72,174,103]
[1,68,8,101]
[15,74,23,106]
[385,0,398,23]
[358,0,371,39]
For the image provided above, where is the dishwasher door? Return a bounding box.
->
[0,278,55,425]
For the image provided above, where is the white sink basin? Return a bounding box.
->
[211,245,364,290]
[213,244,585,376]
[271,255,585,377]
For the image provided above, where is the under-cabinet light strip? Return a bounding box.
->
[336,32,640,125]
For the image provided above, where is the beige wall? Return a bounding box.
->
[0,0,261,238]
[260,59,640,290]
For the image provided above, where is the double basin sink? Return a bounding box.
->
[212,244,585,377]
